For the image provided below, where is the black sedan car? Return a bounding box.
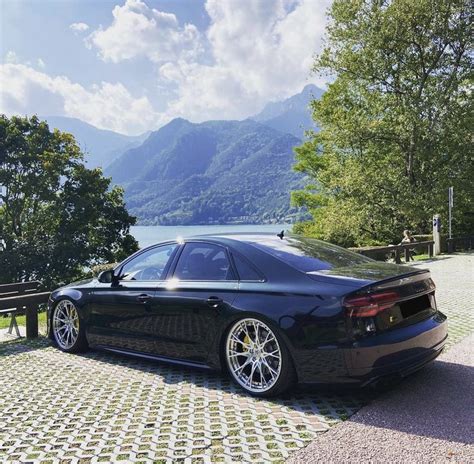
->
[48,233,447,397]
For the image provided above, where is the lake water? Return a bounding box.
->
[131,224,291,248]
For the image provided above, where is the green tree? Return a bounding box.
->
[293,0,473,247]
[0,115,138,288]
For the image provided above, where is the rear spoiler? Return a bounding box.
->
[360,269,431,294]
[306,267,430,289]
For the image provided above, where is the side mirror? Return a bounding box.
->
[98,269,115,284]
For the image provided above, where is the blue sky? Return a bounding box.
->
[1,0,330,135]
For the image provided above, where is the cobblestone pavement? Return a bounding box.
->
[0,339,367,463]
[408,252,474,348]
[0,253,471,463]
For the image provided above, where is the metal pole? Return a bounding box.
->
[433,214,441,256]
[448,187,453,239]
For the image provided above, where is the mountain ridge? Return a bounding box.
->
[43,116,150,169]
[105,118,307,225]
[251,83,322,138]
[44,84,322,225]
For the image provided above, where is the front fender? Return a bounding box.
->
[47,287,94,339]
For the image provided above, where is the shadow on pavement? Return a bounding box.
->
[350,358,474,445]
[74,346,369,416]
[0,335,50,356]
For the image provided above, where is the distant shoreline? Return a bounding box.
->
[135,222,295,226]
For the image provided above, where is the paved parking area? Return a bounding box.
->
[0,253,472,463]
[288,332,474,464]
[411,253,474,349]
[0,339,366,463]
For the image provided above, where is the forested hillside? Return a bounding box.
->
[106,118,307,225]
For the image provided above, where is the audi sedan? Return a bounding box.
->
[48,233,447,397]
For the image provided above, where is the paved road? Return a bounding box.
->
[288,333,474,463]
[289,253,474,463]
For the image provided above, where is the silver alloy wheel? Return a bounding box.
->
[226,318,282,393]
[53,300,80,350]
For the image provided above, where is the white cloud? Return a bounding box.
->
[86,0,202,63]
[37,58,46,69]
[0,63,163,134]
[5,51,19,64]
[2,1,330,134]
[70,22,90,33]
[160,0,331,121]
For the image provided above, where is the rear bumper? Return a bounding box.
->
[346,311,448,385]
[295,311,447,385]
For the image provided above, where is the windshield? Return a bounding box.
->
[248,235,373,272]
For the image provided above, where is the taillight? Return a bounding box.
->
[344,291,400,318]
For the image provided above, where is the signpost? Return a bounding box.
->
[448,187,453,240]
[433,214,441,255]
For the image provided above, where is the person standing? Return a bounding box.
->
[400,230,416,261]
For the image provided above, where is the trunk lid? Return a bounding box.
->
[342,270,437,338]
[306,261,429,287]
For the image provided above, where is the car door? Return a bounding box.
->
[87,242,179,353]
[149,241,239,363]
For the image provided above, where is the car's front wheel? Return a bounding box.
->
[52,299,88,353]
[225,317,295,397]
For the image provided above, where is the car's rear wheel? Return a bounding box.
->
[225,317,295,397]
[52,299,88,353]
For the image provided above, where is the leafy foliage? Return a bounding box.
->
[0,115,139,288]
[106,118,308,225]
[293,0,473,247]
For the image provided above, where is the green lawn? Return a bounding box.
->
[0,311,47,330]
[413,253,435,261]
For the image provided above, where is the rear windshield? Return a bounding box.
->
[249,236,373,272]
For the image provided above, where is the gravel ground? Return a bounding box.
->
[288,332,474,463]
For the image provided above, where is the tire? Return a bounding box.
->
[51,299,88,353]
[224,317,296,397]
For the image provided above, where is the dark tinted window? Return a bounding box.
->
[120,243,178,281]
[174,243,234,281]
[248,236,373,272]
[232,253,263,281]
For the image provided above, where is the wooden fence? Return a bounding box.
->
[350,240,435,264]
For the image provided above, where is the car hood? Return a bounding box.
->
[307,262,429,288]
[57,277,96,291]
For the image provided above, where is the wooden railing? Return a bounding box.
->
[0,281,50,338]
[350,240,435,264]
[447,236,474,253]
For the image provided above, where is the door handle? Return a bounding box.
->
[206,296,223,307]
[137,294,152,303]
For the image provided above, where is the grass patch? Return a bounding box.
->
[0,311,47,330]
[413,253,433,261]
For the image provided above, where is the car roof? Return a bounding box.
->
[176,232,289,246]
[139,232,292,249]
[191,232,281,239]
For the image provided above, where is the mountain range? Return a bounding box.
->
[105,118,305,225]
[252,83,322,138]
[45,84,321,225]
[43,116,149,169]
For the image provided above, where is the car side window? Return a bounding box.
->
[173,243,234,281]
[120,244,178,281]
[232,253,264,281]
